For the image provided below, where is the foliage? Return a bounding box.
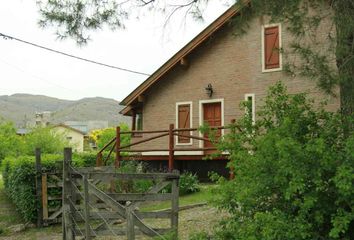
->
[1,154,62,222]
[90,123,130,150]
[0,121,23,162]
[23,126,69,155]
[178,171,200,195]
[211,82,354,240]
[0,154,90,223]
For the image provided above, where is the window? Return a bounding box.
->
[245,94,255,124]
[132,109,143,137]
[176,102,192,145]
[262,24,282,72]
[66,136,73,140]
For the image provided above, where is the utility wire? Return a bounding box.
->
[0,32,151,76]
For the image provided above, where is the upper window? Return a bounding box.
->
[262,24,282,72]
[132,109,143,137]
[176,102,192,145]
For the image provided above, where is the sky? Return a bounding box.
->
[0,0,232,101]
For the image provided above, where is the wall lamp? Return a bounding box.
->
[205,83,213,97]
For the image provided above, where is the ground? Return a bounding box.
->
[0,177,227,240]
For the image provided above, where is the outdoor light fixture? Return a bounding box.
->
[205,83,213,97]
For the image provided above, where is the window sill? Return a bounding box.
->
[262,67,282,73]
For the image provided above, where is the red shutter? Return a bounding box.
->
[264,26,280,69]
[178,104,190,143]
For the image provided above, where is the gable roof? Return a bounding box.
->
[120,2,249,114]
[53,123,86,135]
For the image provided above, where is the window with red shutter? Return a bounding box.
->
[263,25,281,70]
[177,104,191,144]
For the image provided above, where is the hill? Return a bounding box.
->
[0,94,130,127]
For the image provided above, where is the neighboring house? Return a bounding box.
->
[64,120,109,134]
[119,3,339,177]
[52,124,86,152]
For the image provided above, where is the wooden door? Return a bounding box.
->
[203,102,221,155]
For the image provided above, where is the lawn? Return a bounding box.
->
[141,183,215,211]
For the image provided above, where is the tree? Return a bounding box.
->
[23,126,69,154]
[0,121,23,161]
[37,0,353,129]
[89,123,130,150]
[210,82,353,239]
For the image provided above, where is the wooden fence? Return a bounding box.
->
[62,148,180,240]
[35,148,64,226]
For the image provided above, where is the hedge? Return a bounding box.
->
[0,151,107,223]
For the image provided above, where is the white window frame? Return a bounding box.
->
[245,93,256,124]
[175,101,193,145]
[198,99,224,148]
[261,23,282,73]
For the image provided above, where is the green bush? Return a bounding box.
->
[1,154,63,222]
[212,82,354,240]
[162,171,200,195]
[0,153,91,223]
[179,171,200,195]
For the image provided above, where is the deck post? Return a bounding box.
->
[229,119,236,180]
[115,126,121,168]
[35,148,43,227]
[168,124,175,172]
[63,148,74,240]
[96,152,103,167]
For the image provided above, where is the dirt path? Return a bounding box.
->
[0,205,225,240]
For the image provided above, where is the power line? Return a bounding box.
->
[0,32,151,76]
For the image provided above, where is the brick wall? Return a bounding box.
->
[130,14,340,153]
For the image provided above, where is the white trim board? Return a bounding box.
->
[142,151,203,156]
[244,93,256,124]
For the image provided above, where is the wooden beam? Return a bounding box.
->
[137,95,145,103]
[180,57,189,67]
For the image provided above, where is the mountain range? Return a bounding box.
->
[0,94,130,128]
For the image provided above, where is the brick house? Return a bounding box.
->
[119,3,339,178]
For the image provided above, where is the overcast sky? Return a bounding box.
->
[0,0,232,101]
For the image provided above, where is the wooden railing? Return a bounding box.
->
[96,120,235,171]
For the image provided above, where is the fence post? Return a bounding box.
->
[35,148,43,227]
[126,205,135,240]
[83,174,91,240]
[63,148,74,240]
[171,174,179,239]
[115,126,121,168]
[168,124,175,172]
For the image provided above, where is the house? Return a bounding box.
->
[118,3,339,178]
[52,124,86,152]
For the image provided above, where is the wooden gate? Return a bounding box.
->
[35,149,64,226]
[62,148,180,240]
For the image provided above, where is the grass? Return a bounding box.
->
[0,174,23,236]
[141,183,215,212]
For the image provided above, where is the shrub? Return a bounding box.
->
[179,171,200,195]
[163,171,200,195]
[1,154,63,222]
[0,153,90,223]
[212,82,354,240]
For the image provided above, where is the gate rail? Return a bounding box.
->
[62,148,180,240]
